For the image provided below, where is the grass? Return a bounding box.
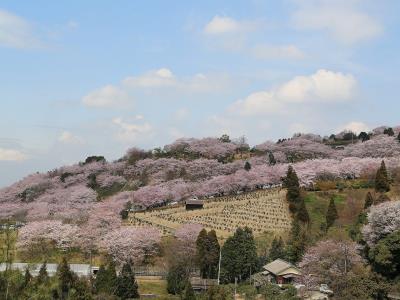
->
[137,278,178,299]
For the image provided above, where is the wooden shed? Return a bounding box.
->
[185,198,204,210]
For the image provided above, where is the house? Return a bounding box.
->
[262,259,301,284]
[185,197,204,210]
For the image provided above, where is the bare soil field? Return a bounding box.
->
[129,189,291,238]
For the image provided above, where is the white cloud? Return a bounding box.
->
[204,16,245,35]
[123,68,177,88]
[0,148,28,161]
[58,131,84,145]
[112,117,153,143]
[230,69,356,115]
[338,121,370,134]
[0,9,40,48]
[82,85,131,108]
[251,44,305,60]
[292,0,382,44]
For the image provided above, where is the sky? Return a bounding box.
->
[0,0,399,187]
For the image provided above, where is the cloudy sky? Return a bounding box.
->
[0,0,399,186]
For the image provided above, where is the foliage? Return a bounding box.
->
[375,160,390,192]
[369,230,400,278]
[221,227,258,283]
[94,262,117,295]
[259,283,299,300]
[325,196,338,230]
[269,237,285,261]
[166,261,189,295]
[364,191,374,209]
[196,229,220,279]
[183,281,196,300]
[115,260,139,300]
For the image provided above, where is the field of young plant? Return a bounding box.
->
[129,189,291,238]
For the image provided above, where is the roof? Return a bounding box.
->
[185,199,204,205]
[263,259,301,276]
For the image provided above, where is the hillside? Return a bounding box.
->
[1,126,400,256]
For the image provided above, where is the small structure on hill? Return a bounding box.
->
[185,197,204,210]
[262,259,301,284]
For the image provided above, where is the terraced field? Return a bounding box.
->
[129,189,291,238]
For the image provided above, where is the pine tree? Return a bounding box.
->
[375,161,390,192]
[244,161,251,171]
[183,281,196,300]
[22,268,32,288]
[196,229,208,278]
[94,261,117,295]
[286,218,307,263]
[268,151,276,165]
[115,260,139,300]
[284,166,301,213]
[37,262,48,285]
[269,237,285,261]
[326,197,338,230]
[221,227,258,282]
[205,230,220,279]
[297,199,310,224]
[397,132,400,143]
[57,257,74,299]
[384,127,394,136]
[364,192,374,209]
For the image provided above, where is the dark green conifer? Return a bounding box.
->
[268,152,276,165]
[244,161,251,171]
[364,192,374,209]
[183,281,196,300]
[269,237,285,261]
[37,262,48,285]
[326,196,338,230]
[375,160,390,192]
[115,260,139,299]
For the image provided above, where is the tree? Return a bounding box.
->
[196,229,220,279]
[286,218,307,263]
[364,192,374,209]
[37,262,48,285]
[358,131,370,142]
[196,229,208,277]
[167,262,189,295]
[183,281,196,300]
[375,160,390,192]
[244,161,251,171]
[326,197,338,230]
[115,260,139,299]
[268,151,276,165]
[221,227,258,283]
[284,166,301,213]
[94,262,117,295]
[398,132,400,143]
[57,257,75,299]
[383,127,394,136]
[269,237,285,261]
[297,199,310,224]
[369,230,400,278]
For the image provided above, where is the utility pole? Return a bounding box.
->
[217,248,222,285]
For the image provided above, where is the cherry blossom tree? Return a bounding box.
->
[362,201,400,247]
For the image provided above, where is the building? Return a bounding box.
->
[185,197,204,210]
[0,263,99,277]
[262,259,301,284]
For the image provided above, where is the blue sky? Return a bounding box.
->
[0,0,399,186]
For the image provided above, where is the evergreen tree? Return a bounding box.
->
[269,237,285,261]
[285,218,307,263]
[37,262,48,285]
[167,262,188,295]
[358,131,370,142]
[115,260,139,300]
[205,230,220,279]
[364,192,374,209]
[23,268,32,288]
[326,197,338,230]
[57,257,75,300]
[196,229,208,278]
[268,151,276,165]
[383,127,394,136]
[375,161,390,193]
[221,227,258,282]
[397,132,400,143]
[297,199,310,224]
[284,166,301,213]
[244,161,251,171]
[94,261,117,295]
[183,281,196,300]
